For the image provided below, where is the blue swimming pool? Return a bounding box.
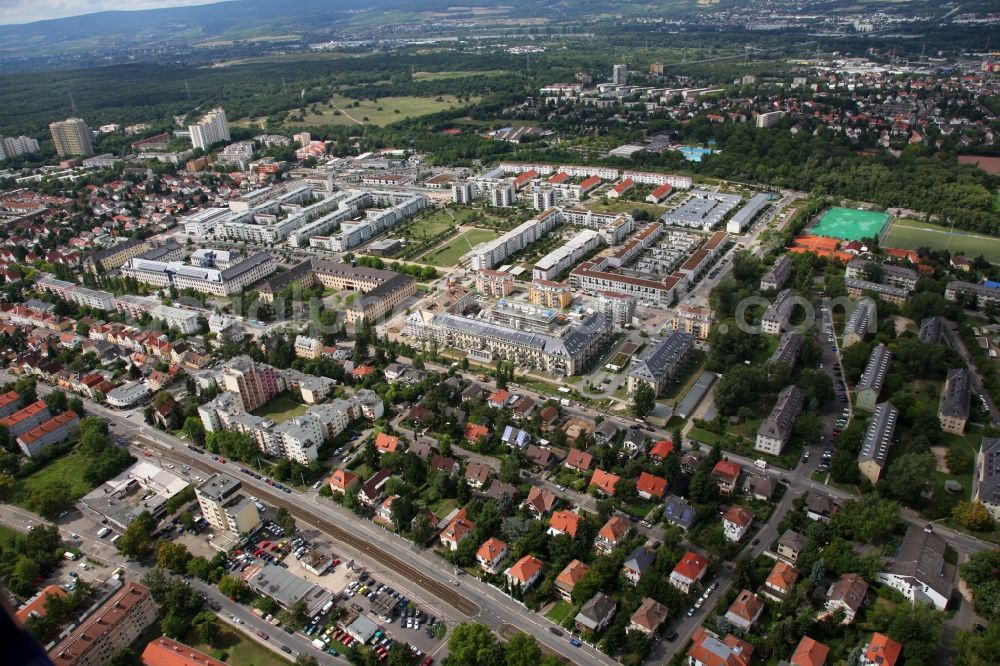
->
[677,146,714,162]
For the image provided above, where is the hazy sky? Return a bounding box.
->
[0,0,224,25]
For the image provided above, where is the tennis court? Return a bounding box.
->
[811,207,890,241]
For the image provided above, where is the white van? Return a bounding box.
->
[754,459,767,470]
[96,527,111,538]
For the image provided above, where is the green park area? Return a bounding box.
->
[12,448,94,506]
[253,393,309,423]
[413,70,506,80]
[419,228,498,266]
[883,218,1000,263]
[297,94,477,127]
[183,624,290,666]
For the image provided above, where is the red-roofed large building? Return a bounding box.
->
[141,636,227,666]
[16,410,80,458]
[48,582,158,666]
[0,390,22,419]
[590,469,621,495]
[670,551,708,593]
[579,176,602,195]
[636,471,668,500]
[607,178,635,199]
[0,399,51,436]
[646,183,673,204]
[505,554,544,591]
[687,626,753,666]
[476,537,508,574]
[790,636,829,666]
[860,633,902,666]
[548,509,583,538]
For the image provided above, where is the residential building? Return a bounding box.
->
[121,252,276,297]
[452,181,475,204]
[548,509,583,539]
[756,110,787,128]
[672,304,714,340]
[769,331,803,367]
[590,469,621,495]
[465,461,492,489]
[663,495,697,531]
[623,546,655,585]
[975,436,1000,520]
[358,469,391,506]
[712,460,741,495]
[856,344,892,411]
[938,368,970,434]
[0,391,22,419]
[575,592,617,634]
[328,469,359,495]
[629,597,669,636]
[727,192,772,233]
[294,335,321,360]
[476,537,508,574]
[761,289,798,334]
[845,277,909,305]
[528,279,573,309]
[845,260,918,291]
[755,385,805,455]
[723,505,754,542]
[505,554,544,592]
[16,410,80,458]
[612,64,627,85]
[0,135,39,160]
[49,118,94,157]
[805,494,838,523]
[0,400,51,436]
[776,530,808,563]
[762,561,799,602]
[555,560,590,601]
[195,474,260,534]
[843,299,876,347]
[188,108,230,150]
[564,448,594,473]
[221,356,281,412]
[636,471,668,500]
[877,525,953,610]
[859,633,902,666]
[725,590,764,631]
[597,291,637,329]
[919,316,945,345]
[594,515,631,553]
[670,551,708,593]
[533,229,602,280]
[857,401,898,484]
[84,238,152,273]
[475,269,514,297]
[760,255,792,291]
[824,573,868,624]
[687,627,753,666]
[626,331,694,395]
[47,582,158,666]
[440,508,475,551]
[789,636,830,666]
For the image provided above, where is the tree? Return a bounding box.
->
[885,452,935,505]
[199,616,220,645]
[26,483,72,519]
[888,602,944,666]
[632,382,655,418]
[43,390,67,414]
[105,647,142,666]
[156,542,192,573]
[186,556,213,581]
[505,632,543,666]
[218,575,251,602]
[947,445,974,475]
[446,622,503,666]
[13,556,40,589]
[830,495,899,543]
[953,618,1000,665]
[184,417,206,446]
[117,511,157,559]
[829,448,860,484]
[275,507,296,535]
[952,501,995,532]
[294,655,319,666]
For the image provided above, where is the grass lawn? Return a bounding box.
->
[297,94,478,127]
[661,351,707,403]
[252,393,309,423]
[0,524,24,547]
[429,498,459,517]
[584,199,668,218]
[418,228,499,266]
[13,448,94,505]
[883,218,1000,263]
[545,600,577,624]
[183,624,290,666]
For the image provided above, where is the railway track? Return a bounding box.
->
[137,438,480,617]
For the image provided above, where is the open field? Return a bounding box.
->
[883,218,1000,262]
[405,207,481,238]
[418,228,498,266]
[14,448,93,504]
[253,393,309,423]
[183,624,291,666]
[413,70,507,80]
[296,94,478,127]
[583,199,669,218]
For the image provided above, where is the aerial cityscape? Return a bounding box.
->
[0,1,999,665]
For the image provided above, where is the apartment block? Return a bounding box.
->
[856,343,892,412]
[49,118,94,157]
[760,255,792,291]
[475,269,514,297]
[16,410,80,458]
[672,304,714,340]
[188,108,231,150]
[857,401,898,484]
[195,473,261,534]
[938,368,970,435]
[755,385,805,455]
[627,331,694,396]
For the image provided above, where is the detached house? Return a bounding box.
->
[824,573,868,624]
[777,529,808,563]
[374,432,400,454]
[548,509,583,539]
[670,551,708,594]
[564,448,594,472]
[712,460,741,495]
[328,469,359,495]
[876,525,952,610]
[575,592,617,634]
[636,471,668,500]
[629,597,669,636]
[789,636,830,666]
[358,469,391,507]
[725,590,764,631]
[859,633,902,666]
[476,537,508,574]
[464,423,489,444]
[722,505,754,542]
[464,461,492,489]
[505,555,544,592]
[688,627,753,666]
[590,469,621,495]
[762,561,799,602]
[623,546,655,585]
[594,515,631,554]
[439,508,475,552]
[524,486,558,517]
[555,559,590,601]
[649,439,674,462]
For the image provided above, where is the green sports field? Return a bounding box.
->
[811,207,890,241]
[418,228,498,266]
[883,218,1000,263]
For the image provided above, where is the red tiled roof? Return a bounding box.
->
[565,448,593,470]
[556,559,590,591]
[15,585,67,623]
[590,469,620,494]
[636,471,667,499]
[723,505,754,528]
[649,439,673,459]
[712,459,741,481]
[790,636,829,666]
[672,551,708,581]
[549,509,583,538]
[864,633,901,666]
[141,636,228,666]
[0,399,48,427]
[374,432,399,453]
[506,554,543,584]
